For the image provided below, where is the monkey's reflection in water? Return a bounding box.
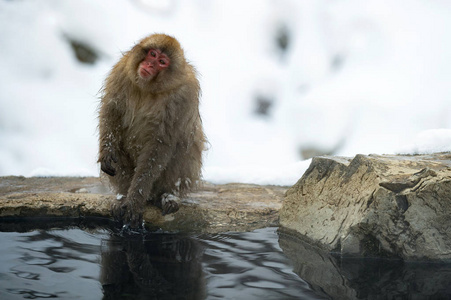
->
[100,233,205,299]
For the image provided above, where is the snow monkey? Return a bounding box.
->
[98,34,207,227]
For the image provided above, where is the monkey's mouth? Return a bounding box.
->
[139,68,154,79]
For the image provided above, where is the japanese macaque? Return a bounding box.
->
[98,34,206,227]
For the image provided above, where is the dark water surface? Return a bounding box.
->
[0,221,323,299]
[1,220,451,299]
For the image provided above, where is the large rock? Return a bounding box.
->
[280,153,451,261]
[0,176,286,233]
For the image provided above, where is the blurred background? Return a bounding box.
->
[1,0,451,185]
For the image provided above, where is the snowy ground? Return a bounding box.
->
[1,0,451,185]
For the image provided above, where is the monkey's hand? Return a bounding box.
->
[112,196,144,229]
[124,200,144,229]
[160,193,181,215]
[100,153,118,176]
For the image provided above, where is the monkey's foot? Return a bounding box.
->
[160,193,181,215]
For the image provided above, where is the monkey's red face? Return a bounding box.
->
[138,48,170,80]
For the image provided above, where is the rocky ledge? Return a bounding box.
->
[0,177,286,233]
[280,153,451,261]
[2,153,450,260]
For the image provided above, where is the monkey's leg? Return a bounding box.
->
[109,162,135,223]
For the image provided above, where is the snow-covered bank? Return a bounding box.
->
[0,0,450,185]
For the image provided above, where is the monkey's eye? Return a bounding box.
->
[150,51,156,57]
[160,60,166,65]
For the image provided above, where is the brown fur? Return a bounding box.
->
[98,34,206,226]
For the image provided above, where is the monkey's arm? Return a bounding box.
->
[98,99,123,176]
[123,90,199,222]
[121,128,178,225]
[126,108,185,199]
[126,137,176,203]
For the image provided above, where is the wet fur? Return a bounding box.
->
[98,34,206,226]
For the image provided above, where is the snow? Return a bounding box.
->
[0,0,451,185]
[397,129,451,154]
